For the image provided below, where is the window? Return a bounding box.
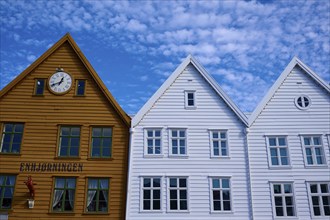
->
[295,95,311,109]
[210,130,228,157]
[267,136,290,167]
[58,126,80,157]
[52,177,76,212]
[308,182,330,216]
[86,178,109,213]
[0,123,24,154]
[184,91,196,108]
[302,136,326,166]
[169,129,187,156]
[76,80,86,96]
[141,177,161,211]
[145,129,162,155]
[168,177,188,211]
[91,127,112,158]
[271,183,296,217]
[34,79,45,95]
[210,177,231,212]
[0,175,16,209]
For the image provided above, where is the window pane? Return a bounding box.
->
[170,190,177,199]
[187,93,194,99]
[88,179,98,189]
[153,178,160,187]
[93,138,101,147]
[304,137,311,145]
[180,200,187,210]
[153,200,160,210]
[154,190,160,199]
[144,190,150,199]
[144,178,151,187]
[313,206,321,216]
[179,147,185,154]
[212,132,218,139]
[103,138,112,147]
[285,196,293,205]
[92,147,100,157]
[170,178,177,187]
[279,148,287,157]
[281,157,288,165]
[170,200,177,210]
[220,132,226,138]
[102,147,111,157]
[269,138,276,146]
[287,207,294,216]
[212,179,220,188]
[313,137,320,145]
[271,157,279,165]
[222,179,229,188]
[172,131,177,137]
[14,124,24,132]
[179,131,185,137]
[147,130,153,137]
[155,130,161,137]
[180,190,187,199]
[155,139,160,147]
[275,197,283,206]
[61,127,70,136]
[274,185,281,194]
[223,201,231,210]
[321,184,329,193]
[213,191,220,200]
[214,201,221,210]
[276,207,284,216]
[278,138,286,146]
[188,99,194,106]
[223,191,230,200]
[284,184,292,193]
[100,179,108,189]
[179,140,185,147]
[312,196,319,205]
[93,128,102,137]
[172,140,177,147]
[310,184,318,193]
[143,200,150,210]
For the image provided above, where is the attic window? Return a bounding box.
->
[184,90,196,109]
[295,95,311,110]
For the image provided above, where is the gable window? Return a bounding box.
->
[301,136,326,166]
[210,130,228,157]
[271,183,296,217]
[308,182,330,216]
[0,123,24,154]
[75,80,86,96]
[0,175,16,209]
[52,177,76,212]
[210,177,231,212]
[141,177,161,211]
[91,127,112,158]
[169,129,187,156]
[58,126,80,157]
[34,79,45,95]
[86,178,109,213]
[144,129,162,156]
[267,136,290,167]
[168,177,188,211]
[184,91,196,109]
[295,95,311,109]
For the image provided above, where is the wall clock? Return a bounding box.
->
[48,71,73,94]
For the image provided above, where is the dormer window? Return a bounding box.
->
[295,95,311,110]
[184,91,196,109]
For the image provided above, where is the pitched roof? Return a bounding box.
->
[0,33,131,127]
[248,56,330,126]
[132,55,248,127]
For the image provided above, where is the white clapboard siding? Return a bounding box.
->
[248,61,330,220]
[126,57,251,220]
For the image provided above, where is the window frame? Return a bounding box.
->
[300,135,327,167]
[90,126,113,159]
[75,79,86,96]
[34,78,46,96]
[209,177,233,213]
[184,90,196,109]
[294,95,311,110]
[0,175,16,210]
[85,177,110,213]
[57,125,81,158]
[266,136,291,168]
[209,130,229,158]
[144,128,163,157]
[270,182,297,218]
[307,182,330,217]
[51,177,77,213]
[140,176,162,212]
[168,128,188,157]
[0,122,24,154]
[167,177,189,212]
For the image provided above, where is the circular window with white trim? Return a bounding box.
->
[295,95,311,110]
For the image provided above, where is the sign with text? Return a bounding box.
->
[20,162,83,172]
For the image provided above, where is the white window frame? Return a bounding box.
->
[184,90,196,109]
[209,130,229,158]
[270,182,296,218]
[266,136,291,168]
[167,177,189,212]
[300,135,327,167]
[140,176,163,212]
[144,128,163,157]
[307,182,330,217]
[209,177,232,213]
[169,128,188,157]
[294,95,311,110]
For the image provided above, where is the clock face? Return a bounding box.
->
[48,71,73,94]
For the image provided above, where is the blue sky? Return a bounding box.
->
[1,0,329,115]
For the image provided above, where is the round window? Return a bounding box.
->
[295,95,311,109]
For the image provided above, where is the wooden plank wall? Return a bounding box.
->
[0,42,129,219]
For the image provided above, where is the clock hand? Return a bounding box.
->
[58,77,64,85]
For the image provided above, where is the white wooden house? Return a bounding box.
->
[248,57,330,219]
[126,55,252,220]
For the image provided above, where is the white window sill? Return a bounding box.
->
[168,155,189,159]
[139,210,163,213]
[304,165,328,169]
[144,154,164,158]
[184,106,197,110]
[268,166,292,170]
[167,210,190,213]
[210,211,233,214]
[274,217,298,219]
[211,156,231,159]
